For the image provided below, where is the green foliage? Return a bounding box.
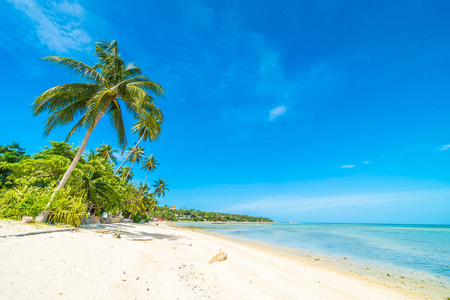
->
[149,206,273,223]
[131,214,144,223]
[117,166,133,182]
[5,155,71,188]
[152,178,169,197]
[0,184,88,227]
[0,184,50,219]
[34,141,78,161]
[0,138,169,227]
[0,142,29,188]
[95,143,118,164]
[0,138,274,227]
[48,186,88,227]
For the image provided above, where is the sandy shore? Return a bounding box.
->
[0,220,438,299]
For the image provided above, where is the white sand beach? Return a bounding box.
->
[0,221,436,299]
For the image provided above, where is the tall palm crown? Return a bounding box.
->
[117,166,133,182]
[95,143,118,164]
[152,178,169,197]
[31,40,164,217]
[141,154,159,183]
[125,145,145,179]
[113,112,163,175]
[127,145,145,164]
[132,110,163,143]
[32,40,163,149]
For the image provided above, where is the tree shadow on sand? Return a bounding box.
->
[93,223,182,241]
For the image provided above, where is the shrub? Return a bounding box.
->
[48,186,88,227]
[0,184,50,219]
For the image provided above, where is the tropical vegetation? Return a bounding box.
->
[149,206,273,223]
[0,141,165,226]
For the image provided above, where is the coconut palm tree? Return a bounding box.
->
[152,178,169,197]
[137,182,150,196]
[32,40,163,221]
[141,154,158,184]
[117,166,133,182]
[80,170,117,215]
[114,111,162,175]
[125,145,145,178]
[86,150,97,162]
[95,143,118,164]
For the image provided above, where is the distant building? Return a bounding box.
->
[169,206,176,210]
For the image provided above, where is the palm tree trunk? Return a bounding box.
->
[35,104,110,222]
[144,172,149,185]
[127,160,135,180]
[114,127,147,175]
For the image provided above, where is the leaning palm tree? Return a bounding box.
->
[95,143,118,164]
[117,166,133,182]
[114,111,162,175]
[141,154,159,184]
[32,40,164,221]
[125,145,145,178]
[152,178,169,198]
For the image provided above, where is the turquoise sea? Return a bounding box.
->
[176,222,450,282]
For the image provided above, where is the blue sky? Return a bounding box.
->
[1,0,450,224]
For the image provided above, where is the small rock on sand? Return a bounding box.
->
[209,249,227,264]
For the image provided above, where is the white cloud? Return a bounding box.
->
[7,0,91,53]
[54,1,85,17]
[363,161,370,164]
[340,164,355,169]
[440,144,450,151]
[269,105,286,121]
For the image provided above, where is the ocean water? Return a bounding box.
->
[176,222,450,280]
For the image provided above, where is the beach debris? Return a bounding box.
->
[209,249,227,264]
[112,233,121,239]
[136,277,139,280]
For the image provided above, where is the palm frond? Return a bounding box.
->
[42,98,90,136]
[42,56,106,85]
[33,83,100,116]
[106,99,127,148]
[83,89,112,130]
[65,115,89,140]
[128,79,164,97]
[124,63,143,77]
[131,110,162,142]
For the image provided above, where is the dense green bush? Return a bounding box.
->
[0,141,166,226]
[48,186,88,227]
[0,184,50,219]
